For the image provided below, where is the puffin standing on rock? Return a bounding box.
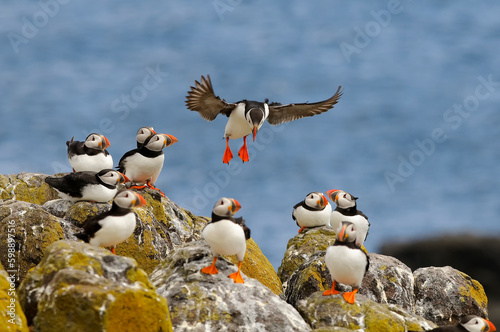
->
[185,74,343,164]
[45,169,128,202]
[326,189,370,247]
[323,221,369,304]
[292,192,332,233]
[67,133,113,172]
[410,315,496,332]
[74,190,146,254]
[117,133,178,197]
[201,197,251,284]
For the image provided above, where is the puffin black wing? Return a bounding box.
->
[45,171,98,197]
[185,74,237,120]
[234,216,251,240]
[267,85,343,125]
[116,149,139,173]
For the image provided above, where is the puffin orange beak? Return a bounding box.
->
[163,134,178,147]
[325,189,341,201]
[487,320,496,332]
[119,173,130,183]
[317,194,328,208]
[229,199,241,214]
[133,193,147,207]
[338,224,348,241]
[102,136,111,149]
[252,126,258,142]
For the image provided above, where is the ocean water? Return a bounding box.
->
[1,1,499,269]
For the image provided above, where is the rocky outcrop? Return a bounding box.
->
[150,242,310,332]
[279,226,491,329]
[0,263,28,332]
[0,173,495,330]
[296,292,436,331]
[18,240,172,332]
[0,173,282,295]
[414,266,489,326]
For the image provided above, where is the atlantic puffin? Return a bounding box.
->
[326,189,370,247]
[292,192,332,233]
[323,221,369,304]
[136,126,156,148]
[74,190,146,254]
[67,133,113,172]
[117,133,178,196]
[409,315,496,332]
[201,197,250,284]
[186,74,342,163]
[45,169,128,202]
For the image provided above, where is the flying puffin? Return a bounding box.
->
[323,221,369,304]
[185,74,342,164]
[45,169,128,202]
[117,133,178,197]
[74,190,146,254]
[136,126,156,148]
[292,192,332,233]
[409,315,496,332]
[326,189,370,247]
[67,133,113,172]
[201,197,251,284]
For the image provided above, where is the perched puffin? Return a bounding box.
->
[117,133,178,196]
[292,192,332,233]
[323,221,369,304]
[326,189,370,247]
[201,197,251,284]
[186,74,342,164]
[136,126,156,148]
[409,315,496,332]
[74,190,146,254]
[45,169,128,202]
[67,133,113,172]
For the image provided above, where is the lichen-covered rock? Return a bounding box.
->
[359,254,415,313]
[150,242,310,332]
[414,266,489,326]
[18,240,172,332]
[0,200,66,287]
[0,173,59,205]
[284,250,415,312]
[0,263,28,332]
[296,292,436,332]
[278,226,336,287]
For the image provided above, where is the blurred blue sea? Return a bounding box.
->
[1,1,499,269]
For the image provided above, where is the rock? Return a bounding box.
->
[359,254,415,313]
[278,226,336,287]
[0,200,66,287]
[413,266,489,326]
[18,240,172,332]
[283,248,415,313]
[380,234,500,324]
[0,263,28,332]
[296,292,436,331]
[0,173,58,205]
[150,241,311,332]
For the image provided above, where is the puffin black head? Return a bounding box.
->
[304,192,329,210]
[212,197,241,218]
[244,101,269,141]
[336,221,357,243]
[85,133,110,150]
[136,126,156,148]
[326,189,357,209]
[460,315,496,332]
